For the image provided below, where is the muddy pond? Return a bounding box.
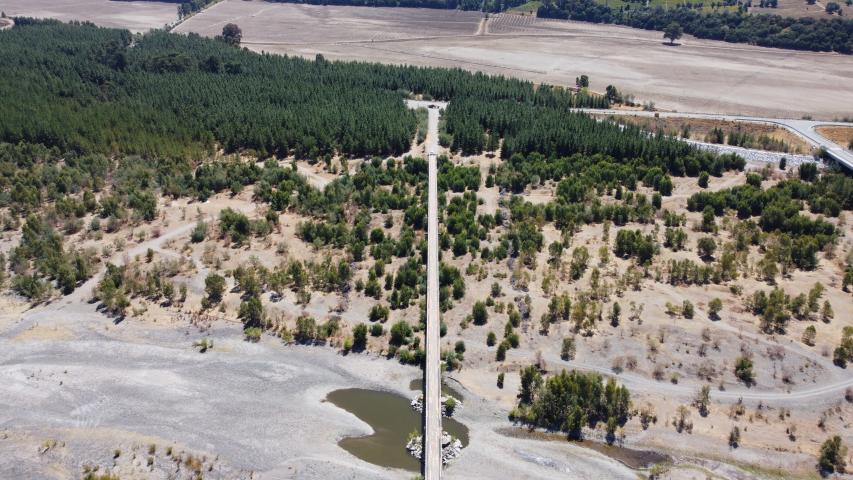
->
[326,387,469,472]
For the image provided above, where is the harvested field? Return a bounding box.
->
[597,114,813,154]
[0,0,177,33]
[176,1,853,119]
[817,126,853,150]
[173,1,483,44]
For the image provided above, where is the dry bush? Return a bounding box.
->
[766,345,785,361]
[611,356,625,373]
[653,363,665,381]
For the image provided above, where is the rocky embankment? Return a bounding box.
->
[686,139,816,166]
[411,394,460,417]
[406,432,463,465]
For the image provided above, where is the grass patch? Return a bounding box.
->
[508,1,543,14]
[734,461,820,480]
[697,452,822,480]
[415,107,429,145]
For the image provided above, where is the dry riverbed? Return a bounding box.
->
[0,299,642,479]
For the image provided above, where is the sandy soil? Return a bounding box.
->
[174,1,853,119]
[1,0,178,33]
[817,126,853,151]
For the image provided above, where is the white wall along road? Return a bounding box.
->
[579,108,853,170]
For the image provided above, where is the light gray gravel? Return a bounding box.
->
[0,301,639,479]
[684,139,816,166]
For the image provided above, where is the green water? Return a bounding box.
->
[326,388,469,472]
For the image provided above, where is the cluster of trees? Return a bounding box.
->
[497,149,741,202]
[833,326,853,368]
[439,263,466,310]
[8,215,97,301]
[538,0,853,53]
[614,229,658,265]
[95,259,188,317]
[439,158,480,192]
[445,95,729,164]
[290,314,343,345]
[818,435,847,475]
[705,127,791,153]
[126,0,216,18]
[1,20,623,162]
[481,301,522,360]
[511,366,631,441]
[200,257,352,314]
[0,143,109,215]
[746,283,832,334]
[219,208,278,246]
[664,259,716,286]
[1,21,414,158]
[390,258,425,309]
[664,227,688,251]
[178,0,216,17]
[130,0,216,18]
[687,173,852,270]
[442,192,485,258]
[540,293,572,333]
[0,143,169,238]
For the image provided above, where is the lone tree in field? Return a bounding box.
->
[221,23,242,47]
[664,22,684,45]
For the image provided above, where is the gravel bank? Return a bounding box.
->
[685,139,816,166]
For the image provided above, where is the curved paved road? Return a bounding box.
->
[579,108,853,170]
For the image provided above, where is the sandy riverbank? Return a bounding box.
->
[0,300,639,479]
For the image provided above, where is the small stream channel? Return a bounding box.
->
[326,387,469,472]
